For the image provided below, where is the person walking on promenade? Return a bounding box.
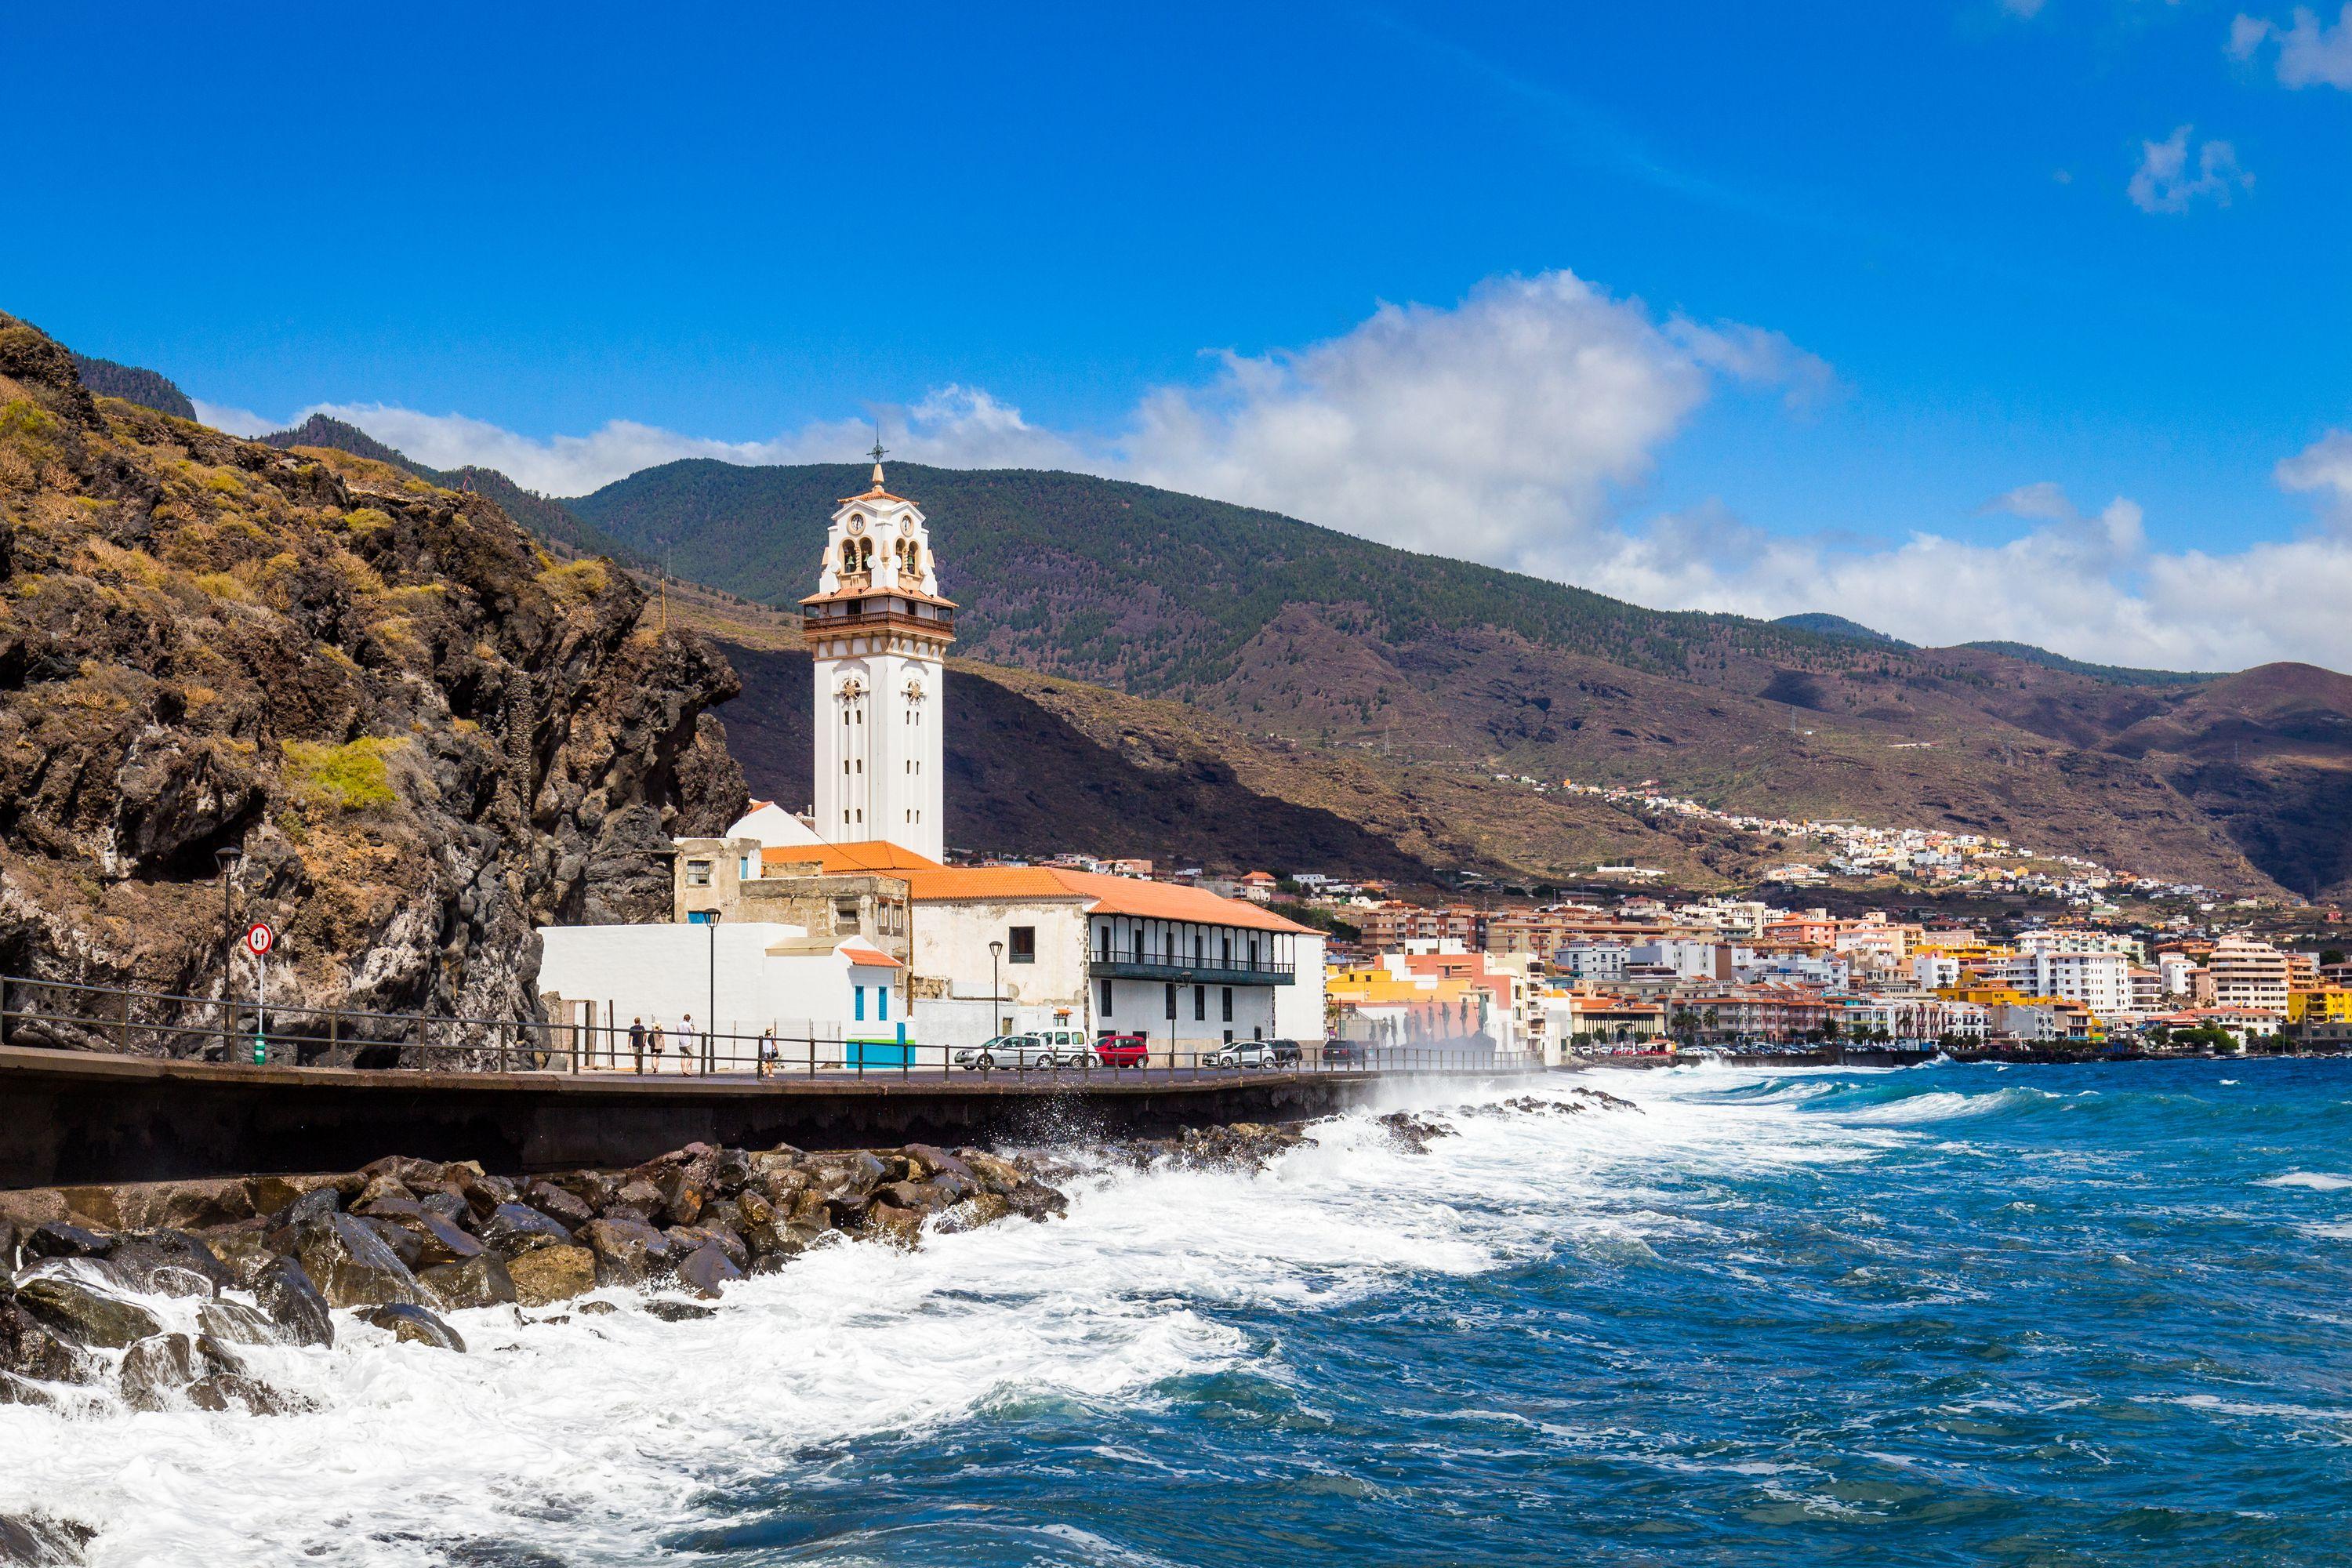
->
[681,1012,698,1076]
[758,1026,776,1079]
[629,1016,646,1074]
[649,1020,666,1073]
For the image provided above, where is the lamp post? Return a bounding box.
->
[989,938,1004,1037]
[215,847,243,1051]
[705,909,720,1073]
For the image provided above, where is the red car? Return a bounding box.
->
[1093,1033,1149,1068]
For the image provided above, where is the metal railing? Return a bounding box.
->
[0,975,1545,1083]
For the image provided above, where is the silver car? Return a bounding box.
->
[1206,1041,1276,1069]
[953,1034,1089,1071]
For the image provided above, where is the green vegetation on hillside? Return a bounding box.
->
[1959,641,2214,688]
[569,461,1876,694]
[70,354,197,420]
[1772,612,1913,650]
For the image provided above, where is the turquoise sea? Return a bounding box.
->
[7,1058,2349,1566]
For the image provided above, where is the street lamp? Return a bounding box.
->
[989,938,1004,1036]
[215,846,243,999]
[705,909,720,1073]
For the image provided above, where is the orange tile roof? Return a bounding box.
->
[760,840,944,875]
[840,943,905,970]
[901,867,1314,934]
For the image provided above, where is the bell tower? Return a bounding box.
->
[801,449,953,859]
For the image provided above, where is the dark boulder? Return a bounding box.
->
[253,1255,335,1347]
[0,1374,58,1410]
[903,1144,978,1184]
[292,1213,424,1309]
[712,1148,755,1195]
[353,1200,483,1267]
[20,1224,111,1261]
[605,1178,663,1221]
[1004,1183,1069,1222]
[0,1299,87,1385]
[186,1373,300,1414]
[358,1217,426,1272]
[105,1233,230,1298]
[676,1244,745,1299]
[643,1300,715,1323]
[275,1186,344,1230]
[933,1192,1013,1234]
[803,1152,886,1210]
[0,1514,94,1565]
[523,1181,596,1229]
[477,1203,573,1255]
[959,1150,1030,1195]
[357,1302,466,1352]
[119,1333,243,1411]
[193,1300,280,1346]
[198,1226,280,1288]
[662,1225,748,1272]
[578,1217,673,1287]
[17,1276,162,1348]
[419,1254,517,1312]
[416,1191,472,1229]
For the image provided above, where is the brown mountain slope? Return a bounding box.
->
[1184,605,2279,894]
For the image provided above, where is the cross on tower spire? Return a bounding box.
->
[868,431,887,488]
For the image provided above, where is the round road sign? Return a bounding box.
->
[244,922,275,957]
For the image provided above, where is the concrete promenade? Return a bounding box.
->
[0,1045,1406,1188]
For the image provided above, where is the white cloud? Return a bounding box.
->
[2276,428,2352,523]
[2127,125,2252,213]
[2230,5,2352,88]
[1116,273,1825,572]
[203,273,2352,673]
[191,400,274,438]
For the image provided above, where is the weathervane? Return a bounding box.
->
[868,432,888,466]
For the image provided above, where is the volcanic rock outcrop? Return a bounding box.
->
[0,313,746,1043]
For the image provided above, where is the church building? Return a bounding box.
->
[801,456,954,862]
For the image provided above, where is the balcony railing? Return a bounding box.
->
[1090,957,1298,986]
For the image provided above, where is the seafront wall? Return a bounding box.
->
[0,1047,1385,1189]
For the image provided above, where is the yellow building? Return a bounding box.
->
[2287,989,2352,1025]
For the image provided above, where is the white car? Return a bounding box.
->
[1205,1041,1276,1069]
[953,1033,1092,1071]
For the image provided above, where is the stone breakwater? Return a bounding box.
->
[0,1091,1642,1563]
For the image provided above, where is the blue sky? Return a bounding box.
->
[8,1,2352,669]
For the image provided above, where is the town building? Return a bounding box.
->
[2206,937,2292,1015]
[1984,949,2132,1018]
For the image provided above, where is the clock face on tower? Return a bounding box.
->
[846,514,866,535]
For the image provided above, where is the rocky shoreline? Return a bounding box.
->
[0,1089,1639,1564]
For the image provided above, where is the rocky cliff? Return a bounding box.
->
[0,313,746,1047]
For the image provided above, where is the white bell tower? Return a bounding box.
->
[801,450,953,860]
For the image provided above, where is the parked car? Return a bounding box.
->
[1207,1040,1276,1069]
[1322,1039,1366,1067]
[1029,1028,1101,1067]
[953,1034,1081,1071]
[1268,1038,1304,1067]
[1093,1033,1149,1068]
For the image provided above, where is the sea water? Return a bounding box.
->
[4,1057,2350,1566]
